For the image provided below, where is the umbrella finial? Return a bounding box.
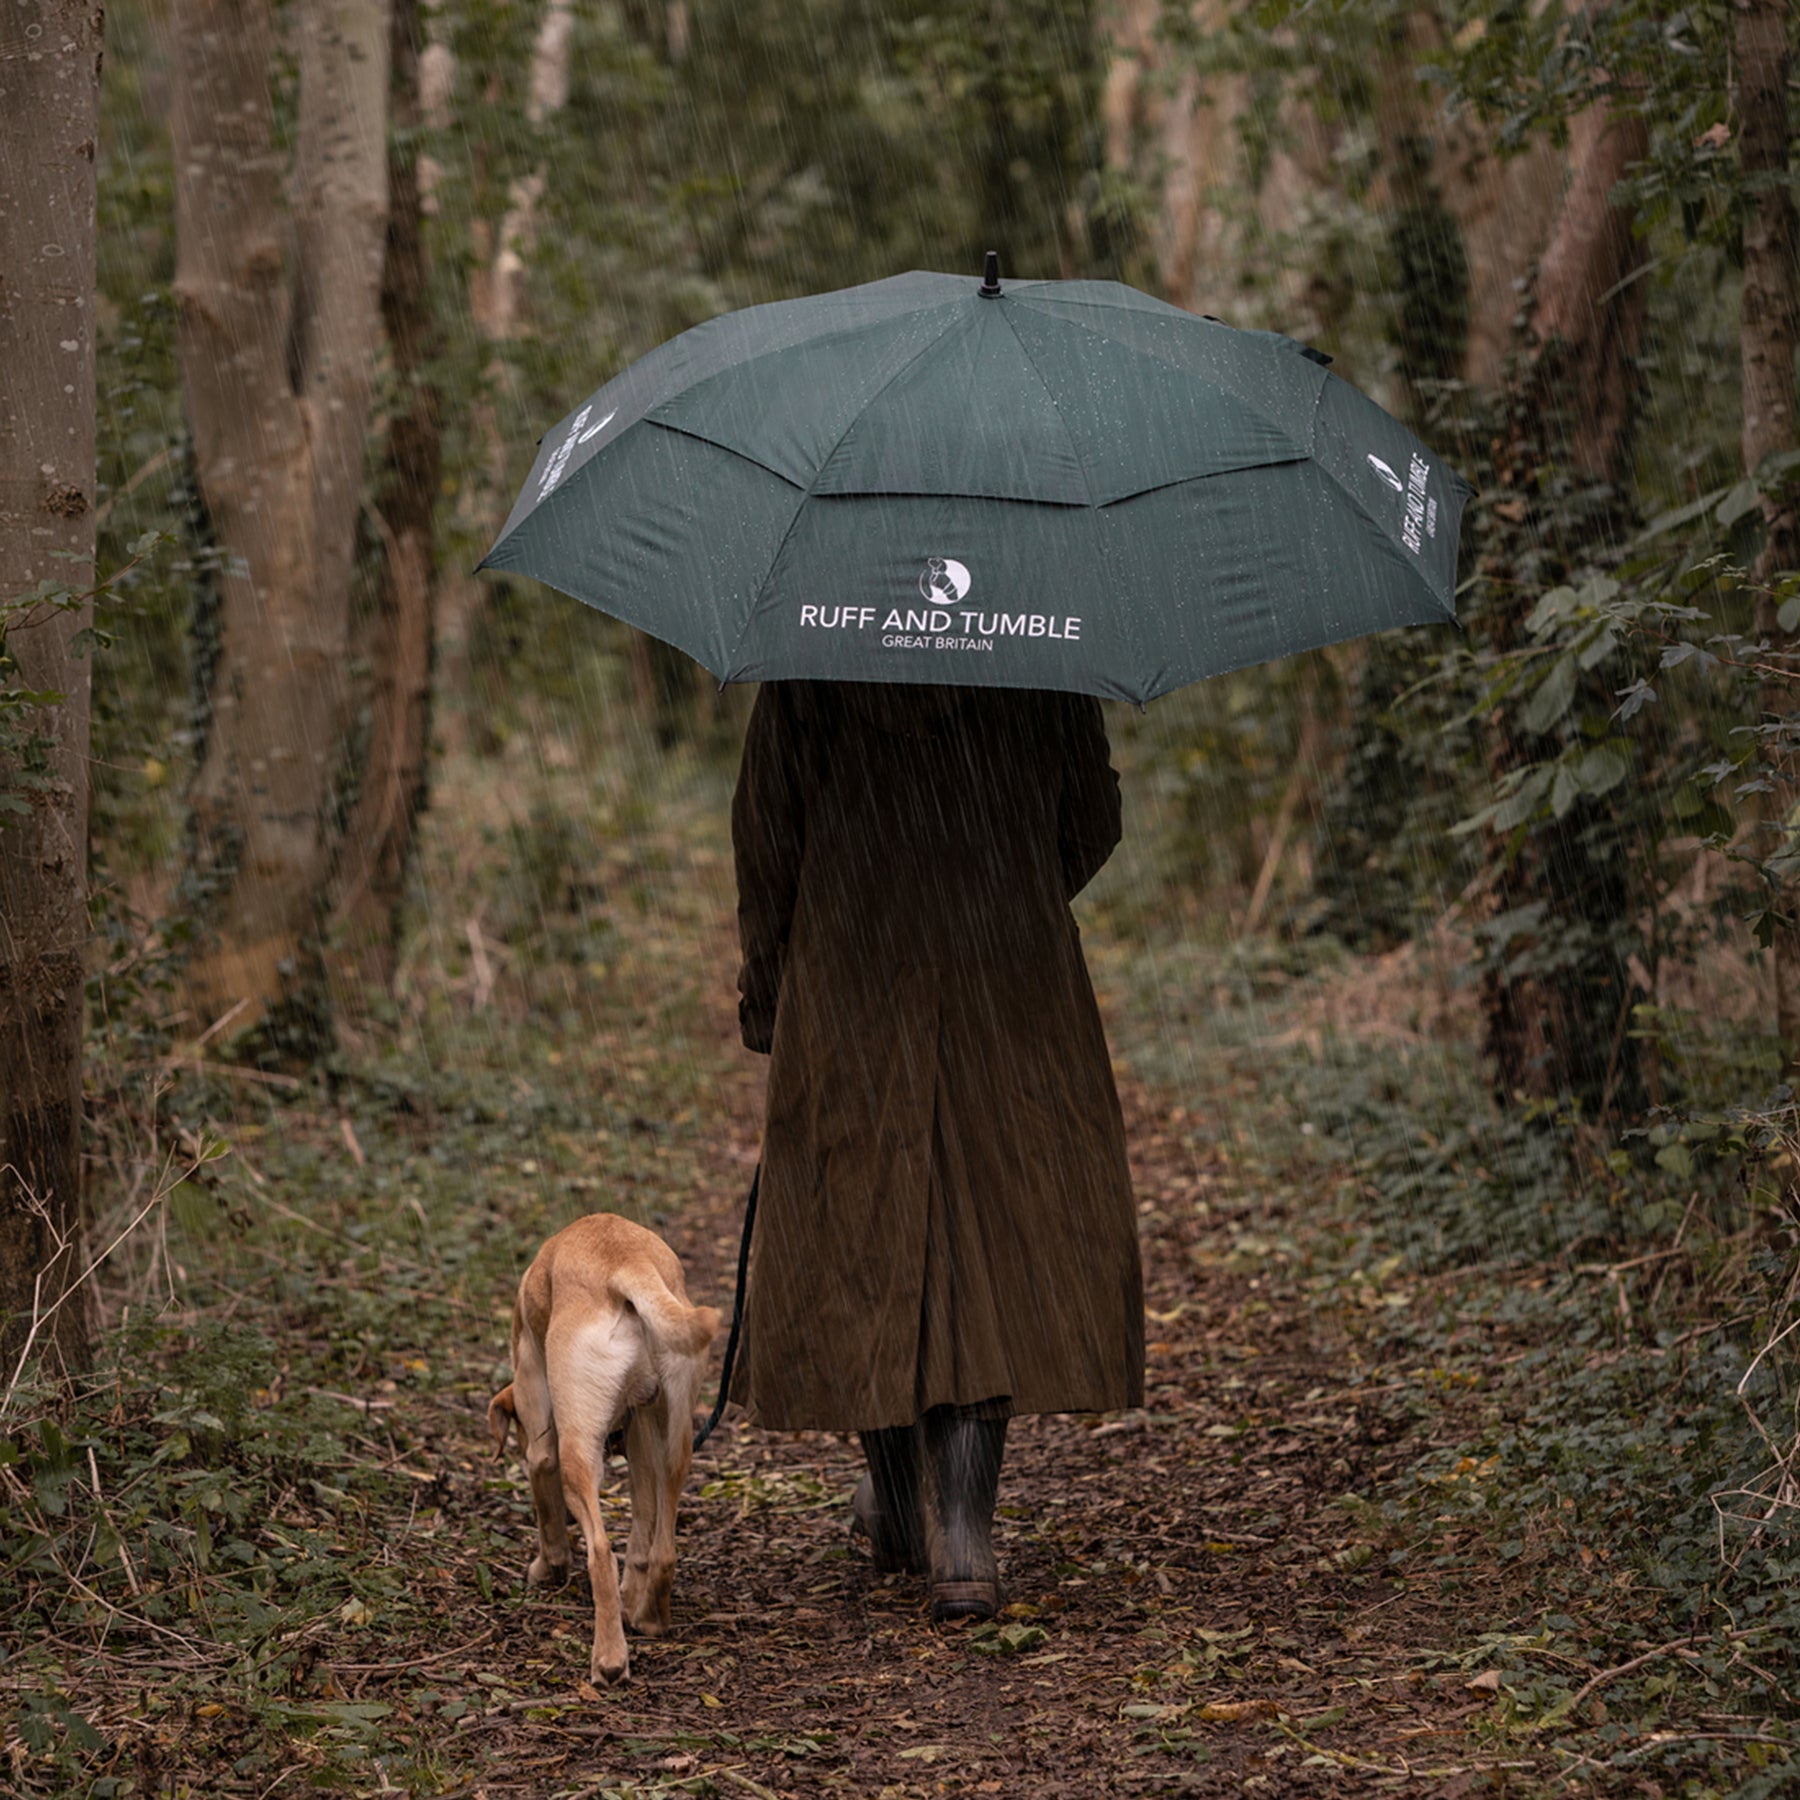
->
[979,250,1001,297]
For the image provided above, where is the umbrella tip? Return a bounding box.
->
[979,250,1001,297]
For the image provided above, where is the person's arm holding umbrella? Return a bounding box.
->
[731,684,806,1055]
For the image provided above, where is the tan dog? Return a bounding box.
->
[488,1214,720,1686]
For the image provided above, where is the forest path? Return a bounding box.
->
[402,1057,1540,1798]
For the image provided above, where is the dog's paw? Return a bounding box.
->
[590,1651,630,1688]
[527,1554,571,1588]
[621,1585,672,1636]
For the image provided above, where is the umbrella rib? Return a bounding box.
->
[485,297,970,562]
[1300,379,1459,625]
[634,418,809,491]
[1001,301,1318,479]
[1091,457,1310,509]
[1008,289,1180,319]
[716,309,978,684]
[997,303,1098,509]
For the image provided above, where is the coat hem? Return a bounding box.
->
[736,1381,1146,1435]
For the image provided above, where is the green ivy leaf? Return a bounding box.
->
[1576,626,1618,671]
[1576,745,1627,796]
[1521,655,1577,736]
[1654,1142,1694,1179]
[1493,767,1553,831]
[1716,478,1762,527]
[1526,585,1579,635]
[1551,764,1581,820]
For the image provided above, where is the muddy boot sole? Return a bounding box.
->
[930,1577,999,1623]
[924,1413,1006,1623]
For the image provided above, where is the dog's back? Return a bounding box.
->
[530,1212,717,1359]
[491,1215,718,1443]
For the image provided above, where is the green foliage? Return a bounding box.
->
[1,533,172,826]
[1309,628,1479,950]
[0,1318,406,1791]
[89,0,192,874]
[1436,1,1745,253]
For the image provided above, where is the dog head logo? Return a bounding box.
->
[1365,453,1405,494]
[919,557,972,605]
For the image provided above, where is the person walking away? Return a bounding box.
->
[730,681,1143,1622]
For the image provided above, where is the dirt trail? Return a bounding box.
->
[403,1076,1537,1798]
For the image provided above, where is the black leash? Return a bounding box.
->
[692,1162,759,1452]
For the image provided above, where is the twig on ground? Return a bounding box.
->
[1563,1641,1702,1718]
[715,1771,785,1800]
[87,1443,141,1598]
[1276,1722,1538,1778]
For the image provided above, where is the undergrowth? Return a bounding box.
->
[1097,923,1800,1793]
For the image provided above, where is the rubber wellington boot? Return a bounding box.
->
[851,1424,927,1574]
[924,1412,1007,1622]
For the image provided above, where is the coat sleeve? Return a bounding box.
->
[1058,694,1122,899]
[732,684,806,1053]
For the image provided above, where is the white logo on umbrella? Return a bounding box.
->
[578,409,617,444]
[919,557,972,604]
[1366,453,1404,493]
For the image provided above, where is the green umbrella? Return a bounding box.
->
[480,260,1469,705]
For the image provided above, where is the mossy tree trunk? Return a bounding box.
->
[1478,94,1650,1112]
[1736,0,1800,1074]
[332,0,443,995]
[0,0,102,1375]
[173,0,390,1054]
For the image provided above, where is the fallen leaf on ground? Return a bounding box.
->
[1197,1698,1285,1723]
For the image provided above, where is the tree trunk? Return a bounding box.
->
[1423,77,1568,394]
[1478,93,1650,1110]
[174,0,390,1053]
[1103,0,1248,313]
[332,0,442,994]
[0,0,102,1375]
[1736,0,1800,1071]
[436,0,571,752]
[1529,104,1652,489]
[1368,10,1566,397]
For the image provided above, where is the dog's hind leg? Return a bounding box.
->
[622,1348,702,1636]
[620,1396,675,1635]
[511,1322,569,1587]
[560,1439,629,1684]
[548,1323,631,1685]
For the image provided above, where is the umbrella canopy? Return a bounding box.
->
[479,265,1470,705]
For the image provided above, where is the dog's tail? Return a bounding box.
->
[487,1383,518,1460]
[610,1269,721,1361]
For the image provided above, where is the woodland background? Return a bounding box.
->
[3,1,1800,1794]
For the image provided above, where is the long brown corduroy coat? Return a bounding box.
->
[729,681,1143,1432]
